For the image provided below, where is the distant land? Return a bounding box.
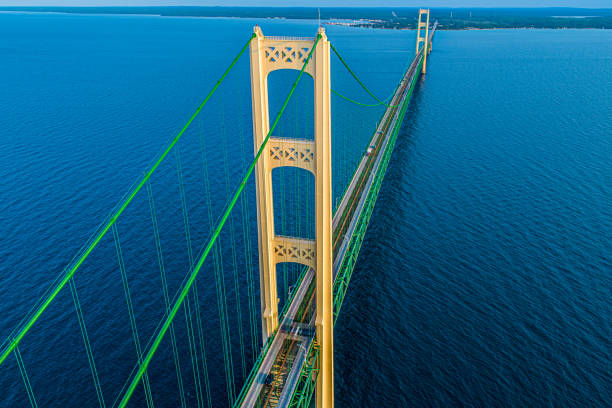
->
[1,7,612,30]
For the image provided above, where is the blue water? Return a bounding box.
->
[1,12,610,407]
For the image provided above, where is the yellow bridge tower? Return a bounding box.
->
[416,8,430,73]
[249,26,334,408]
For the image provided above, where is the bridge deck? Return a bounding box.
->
[238,23,437,408]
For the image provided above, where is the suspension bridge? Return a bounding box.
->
[1,9,436,408]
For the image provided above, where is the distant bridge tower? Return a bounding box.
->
[416,8,430,73]
[250,26,334,408]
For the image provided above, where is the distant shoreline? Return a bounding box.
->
[1,7,611,30]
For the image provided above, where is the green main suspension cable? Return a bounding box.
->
[331,88,396,108]
[330,41,398,108]
[0,33,257,367]
[117,33,322,408]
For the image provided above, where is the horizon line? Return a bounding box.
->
[1,5,612,10]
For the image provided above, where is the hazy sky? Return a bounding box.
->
[0,0,610,7]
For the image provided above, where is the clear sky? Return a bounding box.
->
[0,0,610,7]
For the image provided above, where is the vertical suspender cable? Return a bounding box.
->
[112,225,155,408]
[199,134,236,404]
[69,278,106,408]
[237,109,259,363]
[145,181,187,408]
[175,149,207,408]
[14,346,38,408]
[220,106,247,380]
